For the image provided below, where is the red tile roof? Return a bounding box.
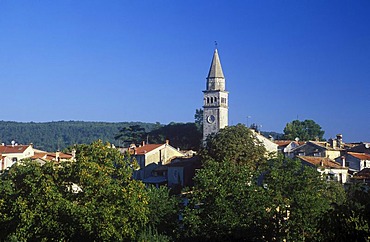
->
[31,153,47,159]
[348,152,370,160]
[0,145,30,154]
[298,156,345,169]
[134,144,163,155]
[274,141,293,146]
[31,152,73,161]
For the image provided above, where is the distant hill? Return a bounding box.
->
[0,121,158,151]
[261,131,284,141]
[0,121,282,152]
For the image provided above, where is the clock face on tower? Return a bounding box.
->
[207,115,216,124]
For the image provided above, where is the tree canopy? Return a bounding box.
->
[147,122,202,150]
[0,140,177,241]
[201,124,267,169]
[283,119,325,141]
[182,155,346,241]
[194,108,203,132]
[0,121,158,151]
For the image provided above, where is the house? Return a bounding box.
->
[274,140,305,157]
[291,141,344,160]
[346,142,370,154]
[146,155,202,191]
[31,150,75,165]
[0,156,12,172]
[298,156,348,183]
[337,152,370,173]
[166,156,202,189]
[0,143,35,171]
[351,168,370,185]
[129,141,185,181]
[250,130,278,155]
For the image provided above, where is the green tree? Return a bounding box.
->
[194,108,203,132]
[201,124,267,169]
[146,186,179,238]
[115,124,147,146]
[182,156,346,241]
[182,160,267,241]
[317,183,370,241]
[261,157,345,241]
[283,119,325,141]
[0,140,165,241]
[182,124,345,241]
[148,122,202,150]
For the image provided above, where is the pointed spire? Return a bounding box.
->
[207,49,224,79]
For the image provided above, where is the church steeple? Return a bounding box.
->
[206,49,225,91]
[202,48,229,141]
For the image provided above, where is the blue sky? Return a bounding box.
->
[0,0,369,142]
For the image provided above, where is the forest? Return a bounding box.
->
[0,118,284,152]
[0,121,199,151]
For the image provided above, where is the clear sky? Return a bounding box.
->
[0,0,369,142]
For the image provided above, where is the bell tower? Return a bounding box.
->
[203,48,228,141]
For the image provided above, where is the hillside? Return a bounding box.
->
[0,121,157,151]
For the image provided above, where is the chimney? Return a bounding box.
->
[56,151,60,162]
[336,134,343,148]
[329,138,337,148]
[340,156,346,167]
[71,149,76,159]
[142,141,145,147]
[165,140,169,145]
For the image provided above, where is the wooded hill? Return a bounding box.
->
[0,120,281,152]
[0,121,158,151]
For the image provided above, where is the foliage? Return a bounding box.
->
[261,131,283,140]
[194,108,203,132]
[201,124,267,169]
[115,124,147,147]
[148,122,202,150]
[146,185,179,237]
[137,226,171,242]
[261,157,345,241]
[183,156,346,241]
[283,119,325,141]
[182,160,267,241]
[317,183,370,241]
[0,120,158,151]
[0,140,173,241]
